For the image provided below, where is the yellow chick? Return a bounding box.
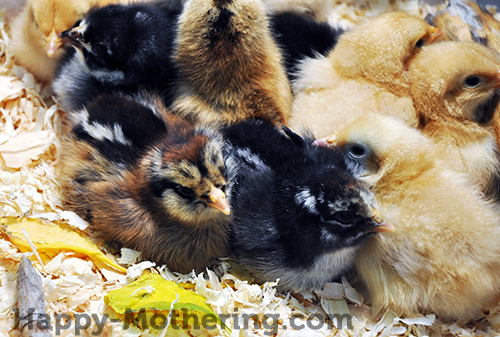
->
[324,112,500,322]
[9,0,132,83]
[409,41,500,200]
[289,11,441,138]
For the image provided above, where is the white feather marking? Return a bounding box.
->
[82,121,132,146]
[68,108,90,126]
[90,69,125,84]
[235,148,268,170]
[294,189,318,215]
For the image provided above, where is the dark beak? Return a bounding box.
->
[59,26,85,49]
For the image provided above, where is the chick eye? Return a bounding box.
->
[93,43,107,54]
[464,75,483,89]
[175,185,194,199]
[346,143,368,160]
[415,38,424,49]
[321,211,357,226]
[214,183,225,191]
[334,211,357,225]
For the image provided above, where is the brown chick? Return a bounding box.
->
[289,11,441,138]
[172,0,293,126]
[58,93,234,273]
[9,0,131,83]
[319,112,500,322]
[409,41,500,201]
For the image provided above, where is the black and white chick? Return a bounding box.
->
[223,121,394,292]
[269,12,343,81]
[57,93,235,274]
[53,2,181,112]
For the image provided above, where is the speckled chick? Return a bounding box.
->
[172,0,293,126]
[289,11,441,138]
[57,93,235,273]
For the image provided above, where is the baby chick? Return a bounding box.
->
[269,12,342,81]
[172,0,293,126]
[289,11,441,137]
[319,112,500,322]
[224,120,394,292]
[409,41,500,201]
[9,0,130,83]
[53,2,181,112]
[57,93,234,273]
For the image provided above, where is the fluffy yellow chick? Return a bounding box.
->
[289,11,441,137]
[9,0,132,83]
[409,41,500,200]
[325,112,500,322]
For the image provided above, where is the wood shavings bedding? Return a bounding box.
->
[0,1,500,337]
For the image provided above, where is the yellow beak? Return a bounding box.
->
[367,207,395,233]
[207,185,230,215]
[429,26,443,44]
[46,28,63,57]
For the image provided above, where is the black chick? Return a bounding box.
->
[223,121,394,292]
[53,2,181,112]
[269,12,343,81]
[57,93,235,274]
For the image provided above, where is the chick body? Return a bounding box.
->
[53,2,181,112]
[409,41,500,200]
[224,120,393,292]
[58,93,234,273]
[172,0,293,126]
[289,11,440,137]
[330,112,500,322]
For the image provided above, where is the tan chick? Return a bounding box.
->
[9,0,132,83]
[409,41,500,201]
[289,11,441,138]
[172,0,293,126]
[318,112,500,322]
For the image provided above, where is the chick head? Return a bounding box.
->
[30,0,94,57]
[410,41,500,126]
[324,112,437,193]
[143,127,232,225]
[331,11,441,92]
[59,4,156,75]
[278,134,394,256]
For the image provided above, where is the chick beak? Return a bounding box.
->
[312,134,337,148]
[46,29,63,57]
[429,26,443,43]
[207,185,230,215]
[59,26,85,49]
[366,207,395,233]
